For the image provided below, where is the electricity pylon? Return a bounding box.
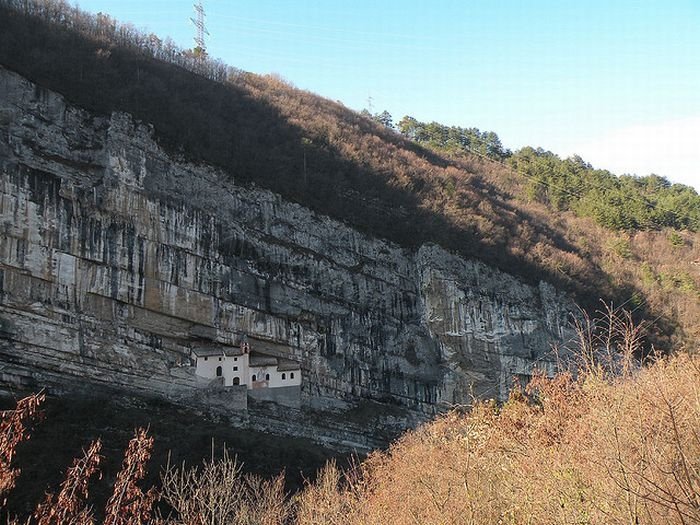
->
[190,1,209,57]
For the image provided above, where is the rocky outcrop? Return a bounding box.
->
[0,67,575,448]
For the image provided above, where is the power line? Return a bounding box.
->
[208,19,448,53]
[208,13,448,43]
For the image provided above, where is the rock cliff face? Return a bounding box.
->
[0,67,575,448]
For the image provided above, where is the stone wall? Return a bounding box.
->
[0,67,576,448]
[248,385,301,408]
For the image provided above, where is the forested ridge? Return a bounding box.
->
[0,0,698,347]
[393,116,700,231]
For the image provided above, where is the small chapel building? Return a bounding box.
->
[192,336,301,390]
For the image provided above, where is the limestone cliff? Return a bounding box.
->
[0,67,575,448]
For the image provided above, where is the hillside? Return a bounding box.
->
[0,3,699,523]
[0,0,698,347]
[293,349,700,525]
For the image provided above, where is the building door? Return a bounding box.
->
[233,377,240,385]
[216,366,222,377]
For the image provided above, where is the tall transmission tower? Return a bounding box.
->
[190,0,209,55]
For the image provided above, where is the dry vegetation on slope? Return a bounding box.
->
[306,351,700,525]
[294,310,700,524]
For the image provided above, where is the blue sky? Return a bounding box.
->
[75,0,700,190]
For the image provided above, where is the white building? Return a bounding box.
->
[192,336,301,390]
[194,344,248,387]
[248,353,302,389]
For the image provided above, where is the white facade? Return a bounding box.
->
[195,352,249,387]
[193,343,301,390]
[248,364,302,389]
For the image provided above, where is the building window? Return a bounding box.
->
[252,374,257,382]
[234,357,238,361]
[290,372,295,379]
[233,366,238,371]
[265,373,270,381]
[216,366,222,377]
[204,357,208,361]
[282,373,286,380]
[233,377,240,385]
[218,357,222,361]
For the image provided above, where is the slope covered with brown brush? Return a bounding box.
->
[297,351,700,525]
[0,0,698,347]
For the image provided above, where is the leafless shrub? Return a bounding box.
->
[160,447,290,525]
[0,393,44,505]
[33,439,102,525]
[567,301,646,379]
[104,428,158,525]
[293,460,358,525]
